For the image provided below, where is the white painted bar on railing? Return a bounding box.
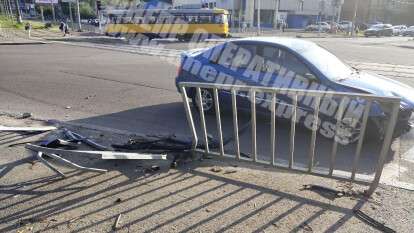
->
[231,88,241,160]
[250,90,257,162]
[271,92,277,166]
[213,88,224,156]
[329,98,347,176]
[289,94,298,169]
[196,87,209,154]
[308,96,321,173]
[351,100,372,180]
[180,86,198,150]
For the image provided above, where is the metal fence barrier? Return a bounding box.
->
[179,82,402,196]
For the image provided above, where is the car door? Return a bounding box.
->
[202,42,260,110]
[248,44,321,116]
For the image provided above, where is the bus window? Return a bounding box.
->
[188,15,198,24]
[199,15,212,24]
[214,14,223,24]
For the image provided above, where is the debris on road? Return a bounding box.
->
[0,125,57,132]
[35,151,66,178]
[19,112,32,119]
[144,165,160,173]
[63,128,108,151]
[301,184,346,200]
[112,214,122,230]
[68,216,80,224]
[40,138,78,150]
[18,216,47,226]
[26,143,167,160]
[210,167,222,173]
[224,170,237,174]
[353,208,396,233]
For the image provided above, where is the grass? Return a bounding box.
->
[0,15,59,31]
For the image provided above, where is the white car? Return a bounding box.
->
[339,21,353,31]
[403,26,414,36]
[305,22,331,32]
[392,25,407,36]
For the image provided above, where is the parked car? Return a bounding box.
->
[391,25,407,36]
[403,26,414,36]
[305,22,331,32]
[339,21,353,31]
[364,24,393,37]
[175,37,414,141]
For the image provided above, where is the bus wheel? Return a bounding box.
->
[176,34,184,42]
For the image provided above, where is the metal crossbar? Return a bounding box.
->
[179,82,401,196]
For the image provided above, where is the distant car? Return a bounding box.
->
[391,25,407,36]
[403,26,414,36]
[339,21,353,31]
[305,22,331,32]
[175,37,414,140]
[364,24,393,37]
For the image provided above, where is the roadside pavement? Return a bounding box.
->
[0,114,413,233]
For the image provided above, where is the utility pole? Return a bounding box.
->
[337,0,343,22]
[51,0,56,22]
[273,0,279,29]
[13,0,22,23]
[256,0,260,35]
[69,1,74,29]
[76,0,81,31]
[351,0,359,37]
[40,5,44,22]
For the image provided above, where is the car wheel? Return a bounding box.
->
[192,89,215,115]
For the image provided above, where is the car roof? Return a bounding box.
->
[229,37,317,53]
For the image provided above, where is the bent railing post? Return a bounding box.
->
[367,103,400,195]
[180,86,198,151]
[196,87,210,154]
[213,88,224,156]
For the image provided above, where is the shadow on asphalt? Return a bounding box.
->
[67,101,392,180]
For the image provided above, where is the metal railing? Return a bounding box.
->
[179,82,402,196]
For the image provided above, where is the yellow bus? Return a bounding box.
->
[104,8,230,40]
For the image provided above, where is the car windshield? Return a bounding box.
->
[296,43,353,81]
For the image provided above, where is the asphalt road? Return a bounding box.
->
[0,43,183,134]
[1,37,414,187]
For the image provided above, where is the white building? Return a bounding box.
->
[172,0,339,28]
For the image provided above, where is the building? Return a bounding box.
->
[172,0,339,28]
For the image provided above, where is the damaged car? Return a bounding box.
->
[175,37,414,142]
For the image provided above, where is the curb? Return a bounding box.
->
[0,41,47,45]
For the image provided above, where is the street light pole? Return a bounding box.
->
[76,0,81,31]
[351,0,359,37]
[40,5,44,22]
[69,1,74,29]
[337,0,343,22]
[257,0,260,35]
[51,1,56,22]
[274,0,279,29]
